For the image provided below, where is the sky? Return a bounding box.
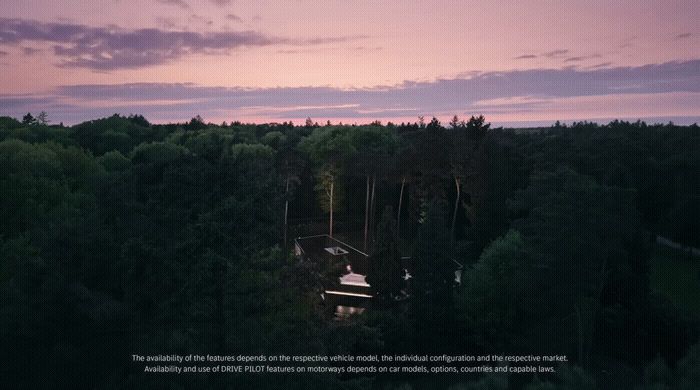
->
[0,0,698,126]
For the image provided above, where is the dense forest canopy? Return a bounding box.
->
[1,113,699,389]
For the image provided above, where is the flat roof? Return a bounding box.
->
[295,234,370,274]
[339,272,370,287]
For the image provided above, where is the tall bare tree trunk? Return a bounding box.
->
[329,179,334,238]
[283,174,290,249]
[397,177,406,236]
[364,176,370,251]
[369,175,376,246]
[450,177,460,246]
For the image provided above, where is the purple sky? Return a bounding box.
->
[0,0,698,125]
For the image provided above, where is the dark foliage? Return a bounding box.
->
[0,115,698,389]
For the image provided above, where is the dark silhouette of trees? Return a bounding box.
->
[36,111,49,125]
[186,114,207,130]
[22,112,36,125]
[366,207,403,303]
[410,199,456,352]
[0,113,698,389]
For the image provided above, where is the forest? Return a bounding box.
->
[0,112,699,389]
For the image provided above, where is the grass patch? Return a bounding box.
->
[649,244,700,316]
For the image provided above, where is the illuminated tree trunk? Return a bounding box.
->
[369,176,376,246]
[364,176,370,251]
[283,174,290,248]
[397,177,406,236]
[329,179,334,238]
[450,177,460,246]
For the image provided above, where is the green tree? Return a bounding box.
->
[466,115,490,141]
[299,126,355,237]
[410,199,456,352]
[36,111,49,125]
[186,114,207,130]
[22,112,36,125]
[131,141,187,165]
[314,166,344,237]
[450,115,490,245]
[97,150,131,173]
[366,207,404,303]
[345,126,397,250]
[455,230,528,351]
[70,114,158,155]
[509,167,649,365]
[449,114,464,130]
[0,116,22,130]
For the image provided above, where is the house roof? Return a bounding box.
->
[339,272,370,287]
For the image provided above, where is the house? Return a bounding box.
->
[294,235,372,317]
[294,234,463,318]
